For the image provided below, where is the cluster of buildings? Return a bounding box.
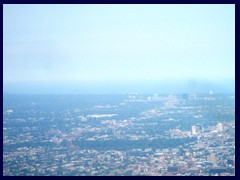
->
[3,94,235,176]
[192,123,223,135]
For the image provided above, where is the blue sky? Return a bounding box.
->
[3,4,235,94]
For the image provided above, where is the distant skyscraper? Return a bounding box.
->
[192,126,197,135]
[182,93,189,100]
[216,123,223,132]
[207,153,217,165]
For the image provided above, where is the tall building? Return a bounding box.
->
[192,126,197,135]
[216,123,223,132]
[207,153,217,165]
[182,93,189,100]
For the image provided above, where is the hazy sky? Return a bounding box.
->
[3,4,235,93]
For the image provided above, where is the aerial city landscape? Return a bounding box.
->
[3,93,235,176]
[3,4,235,176]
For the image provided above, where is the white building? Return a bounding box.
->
[216,123,223,132]
[192,125,197,135]
[207,153,217,165]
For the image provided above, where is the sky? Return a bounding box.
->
[3,4,235,94]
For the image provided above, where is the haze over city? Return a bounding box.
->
[3,4,234,94]
[3,4,235,176]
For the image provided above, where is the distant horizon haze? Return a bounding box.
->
[3,78,235,95]
[3,4,235,94]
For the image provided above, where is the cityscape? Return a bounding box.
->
[3,93,235,176]
[3,4,235,176]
